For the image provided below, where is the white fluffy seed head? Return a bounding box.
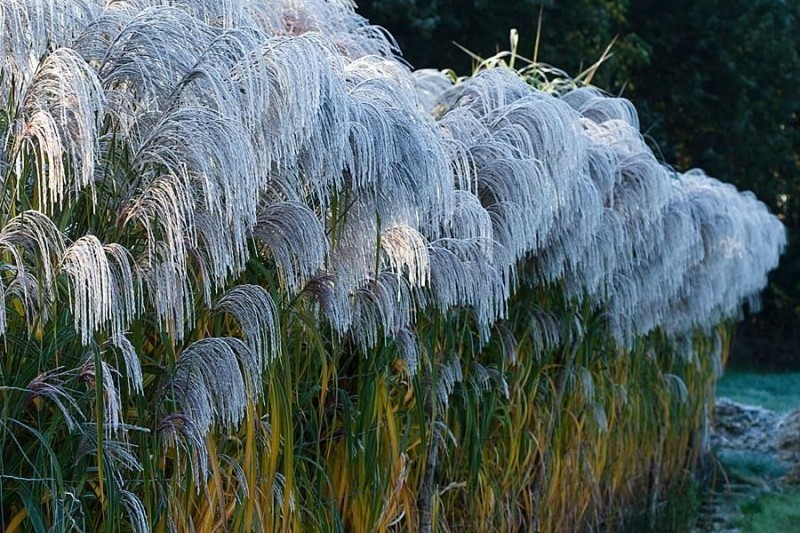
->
[60,236,140,345]
[15,47,105,212]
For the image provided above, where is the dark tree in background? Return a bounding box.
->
[357,1,648,87]
[358,0,800,367]
[357,0,540,73]
[627,1,800,368]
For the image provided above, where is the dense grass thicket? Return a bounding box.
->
[0,0,786,531]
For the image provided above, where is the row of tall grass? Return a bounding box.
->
[0,1,785,531]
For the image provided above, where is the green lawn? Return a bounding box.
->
[717,449,789,483]
[736,489,800,532]
[717,371,800,412]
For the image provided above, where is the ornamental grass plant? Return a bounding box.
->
[0,1,786,531]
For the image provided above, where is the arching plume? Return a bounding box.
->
[14,47,104,211]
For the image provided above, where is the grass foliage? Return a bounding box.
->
[736,489,800,532]
[717,449,789,483]
[0,0,787,531]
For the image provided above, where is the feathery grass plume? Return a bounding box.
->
[105,242,142,321]
[25,368,84,431]
[662,373,689,404]
[434,70,601,287]
[141,245,195,339]
[345,57,456,228]
[170,27,274,179]
[351,270,418,350]
[131,105,257,231]
[326,197,428,343]
[435,357,463,411]
[427,238,508,342]
[60,235,140,345]
[300,273,352,334]
[444,190,494,245]
[192,212,249,305]
[219,453,250,502]
[466,360,509,399]
[529,305,563,355]
[161,337,262,481]
[444,68,533,116]
[119,488,148,533]
[632,190,707,335]
[78,355,124,436]
[214,284,280,364]
[271,0,398,59]
[122,104,258,327]
[106,334,143,394]
[170,26,266,115]
[121,173,194,277]
[238,34,348,204]
[1,267,49,333]
[120,0,250,28]
[488,93,597,284]
[395,327,420,375]
[0,0,101,104]
[625,197,702,336]
[413,69,455,114]
[88,7,216,116]
[252,201,327,295]
[562,86,640,129]
[0,211,65,328]
[174,31,352,224]
[76,433,143,476]
[14,47,104,211]
[662,171,786,336]
[290,63,350,202]
[550,90,680,340]
[325,198,379,290]
[380,225,430,288]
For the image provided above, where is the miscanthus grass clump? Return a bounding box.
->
[0,1,785,531]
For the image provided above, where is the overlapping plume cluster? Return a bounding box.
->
[0,0,785,515]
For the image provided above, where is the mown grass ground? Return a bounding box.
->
[735,488,800,532]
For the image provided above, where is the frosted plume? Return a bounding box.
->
[89,7,216,115]
[252,202,328,295]
[269,0,397,59]
[0,0,100,103]
[214,285,281,365]
[161,337,263,481]
[0,210,65,298]
[106,335,143,395]
[380,225,430,288]
[61,236,140,345]
[0,211,65,334]
[15,48,104,211]
[79,356,124,436]
[428,239,508,342]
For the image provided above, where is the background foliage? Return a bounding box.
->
[359,0,800,367]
